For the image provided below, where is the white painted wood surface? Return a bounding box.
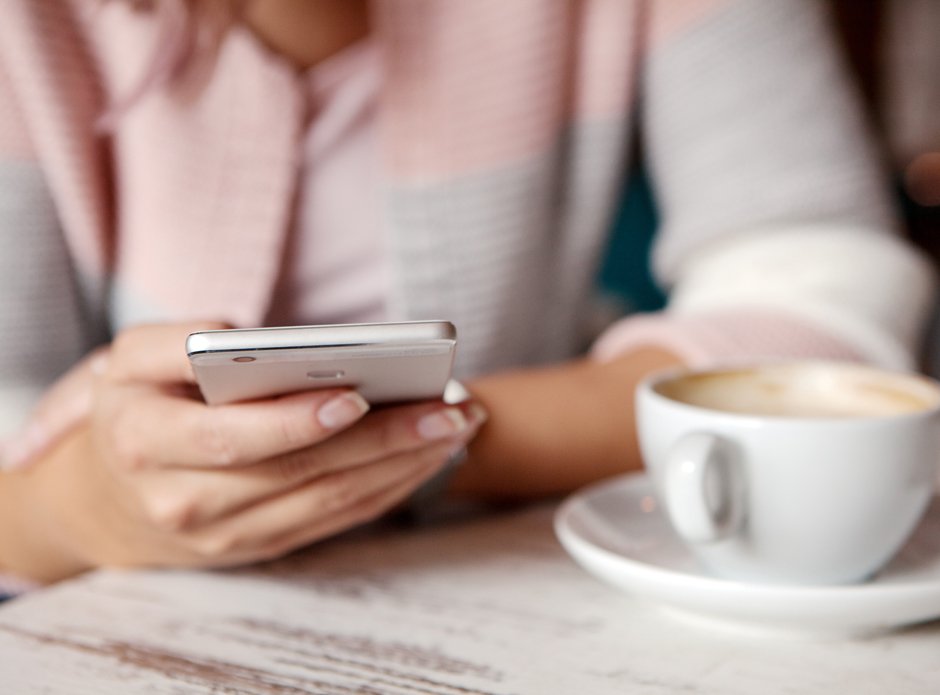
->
[1,503,940,693]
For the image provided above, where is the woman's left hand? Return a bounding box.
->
[1,346,110,471]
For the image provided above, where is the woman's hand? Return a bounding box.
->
[0,323,485,581]
[0,346,110,471]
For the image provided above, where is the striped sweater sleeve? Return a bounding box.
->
[0,40,93,440]
[593,0,935,370]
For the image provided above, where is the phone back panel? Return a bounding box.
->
[186,322,456,405]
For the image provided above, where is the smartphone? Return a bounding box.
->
[186,321,457,406]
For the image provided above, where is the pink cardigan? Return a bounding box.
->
[0,0,933,418]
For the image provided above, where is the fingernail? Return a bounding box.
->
[317,392,370,430]
[417,407,468,441]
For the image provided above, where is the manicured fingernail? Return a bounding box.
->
[417,408,468,441]
[317,392,370,430]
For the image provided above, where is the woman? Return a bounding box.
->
[0,0,932,589]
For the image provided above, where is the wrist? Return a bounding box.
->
[0,430,97,583]
[449,348,683,500]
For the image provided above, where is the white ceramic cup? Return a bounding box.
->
[636,361,940,585]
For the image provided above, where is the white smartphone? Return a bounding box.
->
[186,320,457,406]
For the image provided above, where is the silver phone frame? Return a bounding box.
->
[186,320,457,405]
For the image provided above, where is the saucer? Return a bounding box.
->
[554,473,940,636]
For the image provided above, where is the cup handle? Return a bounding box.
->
[662,432,744,544]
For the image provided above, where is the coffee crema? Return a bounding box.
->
[655,363,940,418]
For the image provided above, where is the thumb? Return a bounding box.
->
[0,347,110,472]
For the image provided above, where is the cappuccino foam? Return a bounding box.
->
[656,363,940,418]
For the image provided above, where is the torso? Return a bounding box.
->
[241,0,370,71]
[265,38,388,327]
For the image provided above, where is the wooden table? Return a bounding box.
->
[2,502,940,694]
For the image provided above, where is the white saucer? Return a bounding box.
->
[554,473,940,636]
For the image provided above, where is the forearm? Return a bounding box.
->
[451,347,682,501]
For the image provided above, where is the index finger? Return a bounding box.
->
[110,386,370,468]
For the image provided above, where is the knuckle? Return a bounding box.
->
[276,410,314,450]
[374,415,404,453]
[272,449,323,484]
[323,475,361,513]
[106,331,139,378]
[143,494,199,532]
[193,415,238,466]
[108,421,148,472]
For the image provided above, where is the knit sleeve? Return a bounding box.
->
[0,50,36,160]
[593,0,935,369]
[0,53,93,439]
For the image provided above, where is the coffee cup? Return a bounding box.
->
[636,361,940,585]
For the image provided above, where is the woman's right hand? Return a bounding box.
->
[3,323,484,580]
